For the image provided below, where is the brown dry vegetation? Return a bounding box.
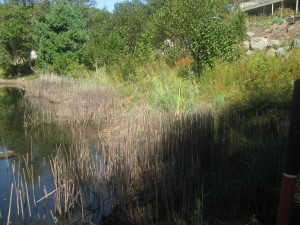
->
[21,74,287,224]
[24,75,118,128]
[3,49,300,224]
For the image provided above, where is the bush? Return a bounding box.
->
[257,16,285,26]
[53,54,88,78]
[231,10,247,41]
[35,0,88,74]
[189,18,238,73]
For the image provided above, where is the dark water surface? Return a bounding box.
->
[0,88,109,224]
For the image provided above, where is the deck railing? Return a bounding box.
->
[240,0,283,11]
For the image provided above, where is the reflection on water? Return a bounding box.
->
[0,88,109,224]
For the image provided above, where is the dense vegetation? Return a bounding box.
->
[1,0,300,224]
[0,0,246,78]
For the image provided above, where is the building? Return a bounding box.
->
[240,0,299,15]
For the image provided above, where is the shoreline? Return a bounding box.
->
[0,78,27,90]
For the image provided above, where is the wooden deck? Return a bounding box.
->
[240,0,282,12]
[240,0,298,14]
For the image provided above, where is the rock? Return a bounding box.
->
[267,40,281,48]
[291,38,300,48]
[275,47,289,56]
[246,50,255,56]
[286,26,294,32]
[265,28,272,33]
[250,37,269,51]
[266,48,276,57]
[0,150,16,158]
[243,40,250,50]
[247,31,255,38]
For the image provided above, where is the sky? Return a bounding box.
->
[96,0,121,12]
[0,0,121,12]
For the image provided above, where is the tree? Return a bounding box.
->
[0,3,35,76]
[189,18,237,72]
[83,0,155,73]
[152,0,244,73]
[35,0,88,74]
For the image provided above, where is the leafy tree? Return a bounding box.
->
[0,3,35,76]
[3,0,36,7]
[112,0,152,54]
[83,0,155,77]
[151,0,243,73]
[35,0,88,74]
[189,18,237,72]
[230,9,247,41]
[154,0,228,47]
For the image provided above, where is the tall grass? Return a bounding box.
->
[24,72,118,128]
[15,49,300,224]
[98,106,287,224]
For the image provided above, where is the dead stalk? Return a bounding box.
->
[7,183,13,225]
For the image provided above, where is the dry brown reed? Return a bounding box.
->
[24,74,118,128]
[98,106,218,224]
[48,143,106,220]
[18,73,286,224]
[7,183,13,225]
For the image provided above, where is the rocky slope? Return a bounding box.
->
[243,16,300,55]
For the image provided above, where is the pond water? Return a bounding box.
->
[0,87,110,224]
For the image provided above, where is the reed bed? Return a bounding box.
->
[98,106,287,224]
[24,74,119,128]
[3,155,48,224]
[16,73,290,224]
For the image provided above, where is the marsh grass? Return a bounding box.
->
[99,107,287,224]
[24,73,118,129]
[15,50,300,224]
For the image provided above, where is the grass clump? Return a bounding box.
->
[257,16,285,26]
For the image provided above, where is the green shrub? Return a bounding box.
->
[111,54,139,81]
[53,54,88,78]
[257,16,285,26]
[189,18,238,73]
[231,10,247,41]
[35,0,88,74]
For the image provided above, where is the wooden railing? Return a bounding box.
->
[240,0,282,11]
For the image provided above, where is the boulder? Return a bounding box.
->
[291,38,300,48]
[0,150,16,158]
[275,47,289,56]
[246,50,255,56]
[246,31,255,38]
[250,37,269,51]
[243,40,250,50]
[267,40,281,48]
[266,48,276,57]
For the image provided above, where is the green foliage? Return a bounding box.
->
[154,0,228,48]
[257,16,285,27]
[147,72,198,113]
[52,54,87,78]
[150,0,242,73]
[0,0,246,78]
[84,0,155,79]
[194,186,209,225]
[230,10,247,41]
[189,18,238,72]
[84,0,245,78]
[35,0,88,75]
[0,3,35,76]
